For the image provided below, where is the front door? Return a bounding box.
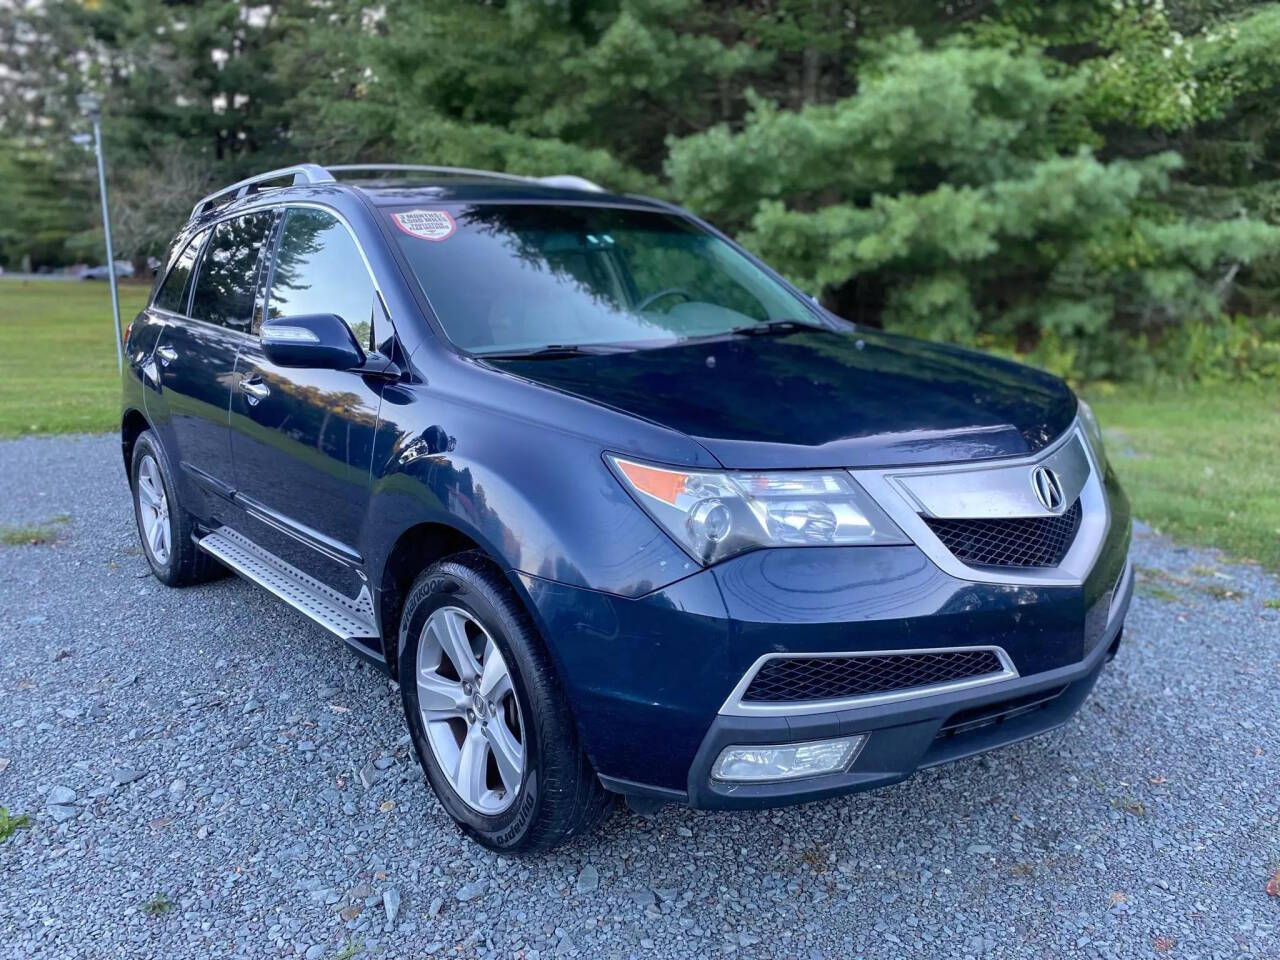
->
[152,212,273,520]
[229,206,384,599]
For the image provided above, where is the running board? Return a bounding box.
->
[197,527,381,653]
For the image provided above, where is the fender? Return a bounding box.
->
[360,345,716,599]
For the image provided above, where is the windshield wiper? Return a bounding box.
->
[725,318,824,337]
[676,318,825,346]
[475,343,629,360]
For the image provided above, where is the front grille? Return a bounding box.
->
[924,499,1083,568]
[742,649,1006,704]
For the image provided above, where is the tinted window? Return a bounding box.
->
[268,208,376,346]
[190,212,275,331]
[386,204,805,354]
[153,231,205,314]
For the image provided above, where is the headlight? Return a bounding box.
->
[608,456,908,565]
[1077,399,1108,471]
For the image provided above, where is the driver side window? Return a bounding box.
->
[267,208,376,348]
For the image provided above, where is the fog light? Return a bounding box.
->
[711,735,866,783]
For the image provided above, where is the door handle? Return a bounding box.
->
[155,345,177,366]
[239,377,270,405]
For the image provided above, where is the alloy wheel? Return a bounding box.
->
[137,454,171,566]
[415,606,526,814]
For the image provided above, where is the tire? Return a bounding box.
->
[398,552,613,852]
[129,430,222,587]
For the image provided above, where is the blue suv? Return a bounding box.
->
[122,163,1132,851]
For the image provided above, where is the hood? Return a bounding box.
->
[488,328,1077,468]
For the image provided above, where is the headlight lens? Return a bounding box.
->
[1077,399,1108,471]
[608,456,908,565]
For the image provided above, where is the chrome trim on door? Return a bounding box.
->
[851,420,1110,587]
[718,645,1018,718]
[234,492,363,567]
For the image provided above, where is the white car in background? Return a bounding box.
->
[79,260,135,280]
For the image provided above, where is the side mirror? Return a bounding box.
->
[261,314,365,370]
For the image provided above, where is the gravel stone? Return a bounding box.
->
[2,432,1278,959]
[358,760,381,789]
[627,888,656,908]
[574,864,599,895]
[47,804,78,823]
[45,785,76,806]
[383,887,401,926]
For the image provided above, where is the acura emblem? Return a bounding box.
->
[1031,466,1065,512]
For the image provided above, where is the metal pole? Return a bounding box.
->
[91,115,124,375]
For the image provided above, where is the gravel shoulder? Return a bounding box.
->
[0,433,1277,960]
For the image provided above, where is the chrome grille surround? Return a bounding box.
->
[850,421,1111,588]
[720,646,1018,718]
[743,648,1009,703]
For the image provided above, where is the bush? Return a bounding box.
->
[1004,314,1280,385]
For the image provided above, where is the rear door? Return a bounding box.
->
[229,206,385,598]
[150,211,274,519]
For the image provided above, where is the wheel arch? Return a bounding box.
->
[121,407,151,478]
[376,521,497,677]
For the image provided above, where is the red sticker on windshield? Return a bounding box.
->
[392,209,456,242]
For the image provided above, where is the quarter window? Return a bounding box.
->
[153,230,206,314]
[190,212,275,332]
[268,208,376,346]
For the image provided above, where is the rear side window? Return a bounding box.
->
[153,231,205,314]
[190,212,275,332]
[267,208,375,346]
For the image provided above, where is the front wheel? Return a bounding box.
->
[399,553,613,851]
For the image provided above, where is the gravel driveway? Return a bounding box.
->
[0,434,1277,960]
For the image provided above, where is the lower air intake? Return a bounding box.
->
[742,649,1007,704]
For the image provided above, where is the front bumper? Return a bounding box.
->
[518,465,1132,808]
[681,587,1127,809]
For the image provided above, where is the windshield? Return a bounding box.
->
[386,203,819,355]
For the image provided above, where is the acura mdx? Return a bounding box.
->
[121,163,1132,851]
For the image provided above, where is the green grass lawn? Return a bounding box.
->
[2,278,1275,571]
[0,278,149,437]
[1089,382,1280,574]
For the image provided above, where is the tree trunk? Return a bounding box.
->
[802,46,820,105]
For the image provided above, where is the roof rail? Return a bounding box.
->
[190,163,609,221]
[328,163,606,193]
[327,163,531,184]
[190,163,334,220]
[535,174,606,193]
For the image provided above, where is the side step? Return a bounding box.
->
[197,527,381,650]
